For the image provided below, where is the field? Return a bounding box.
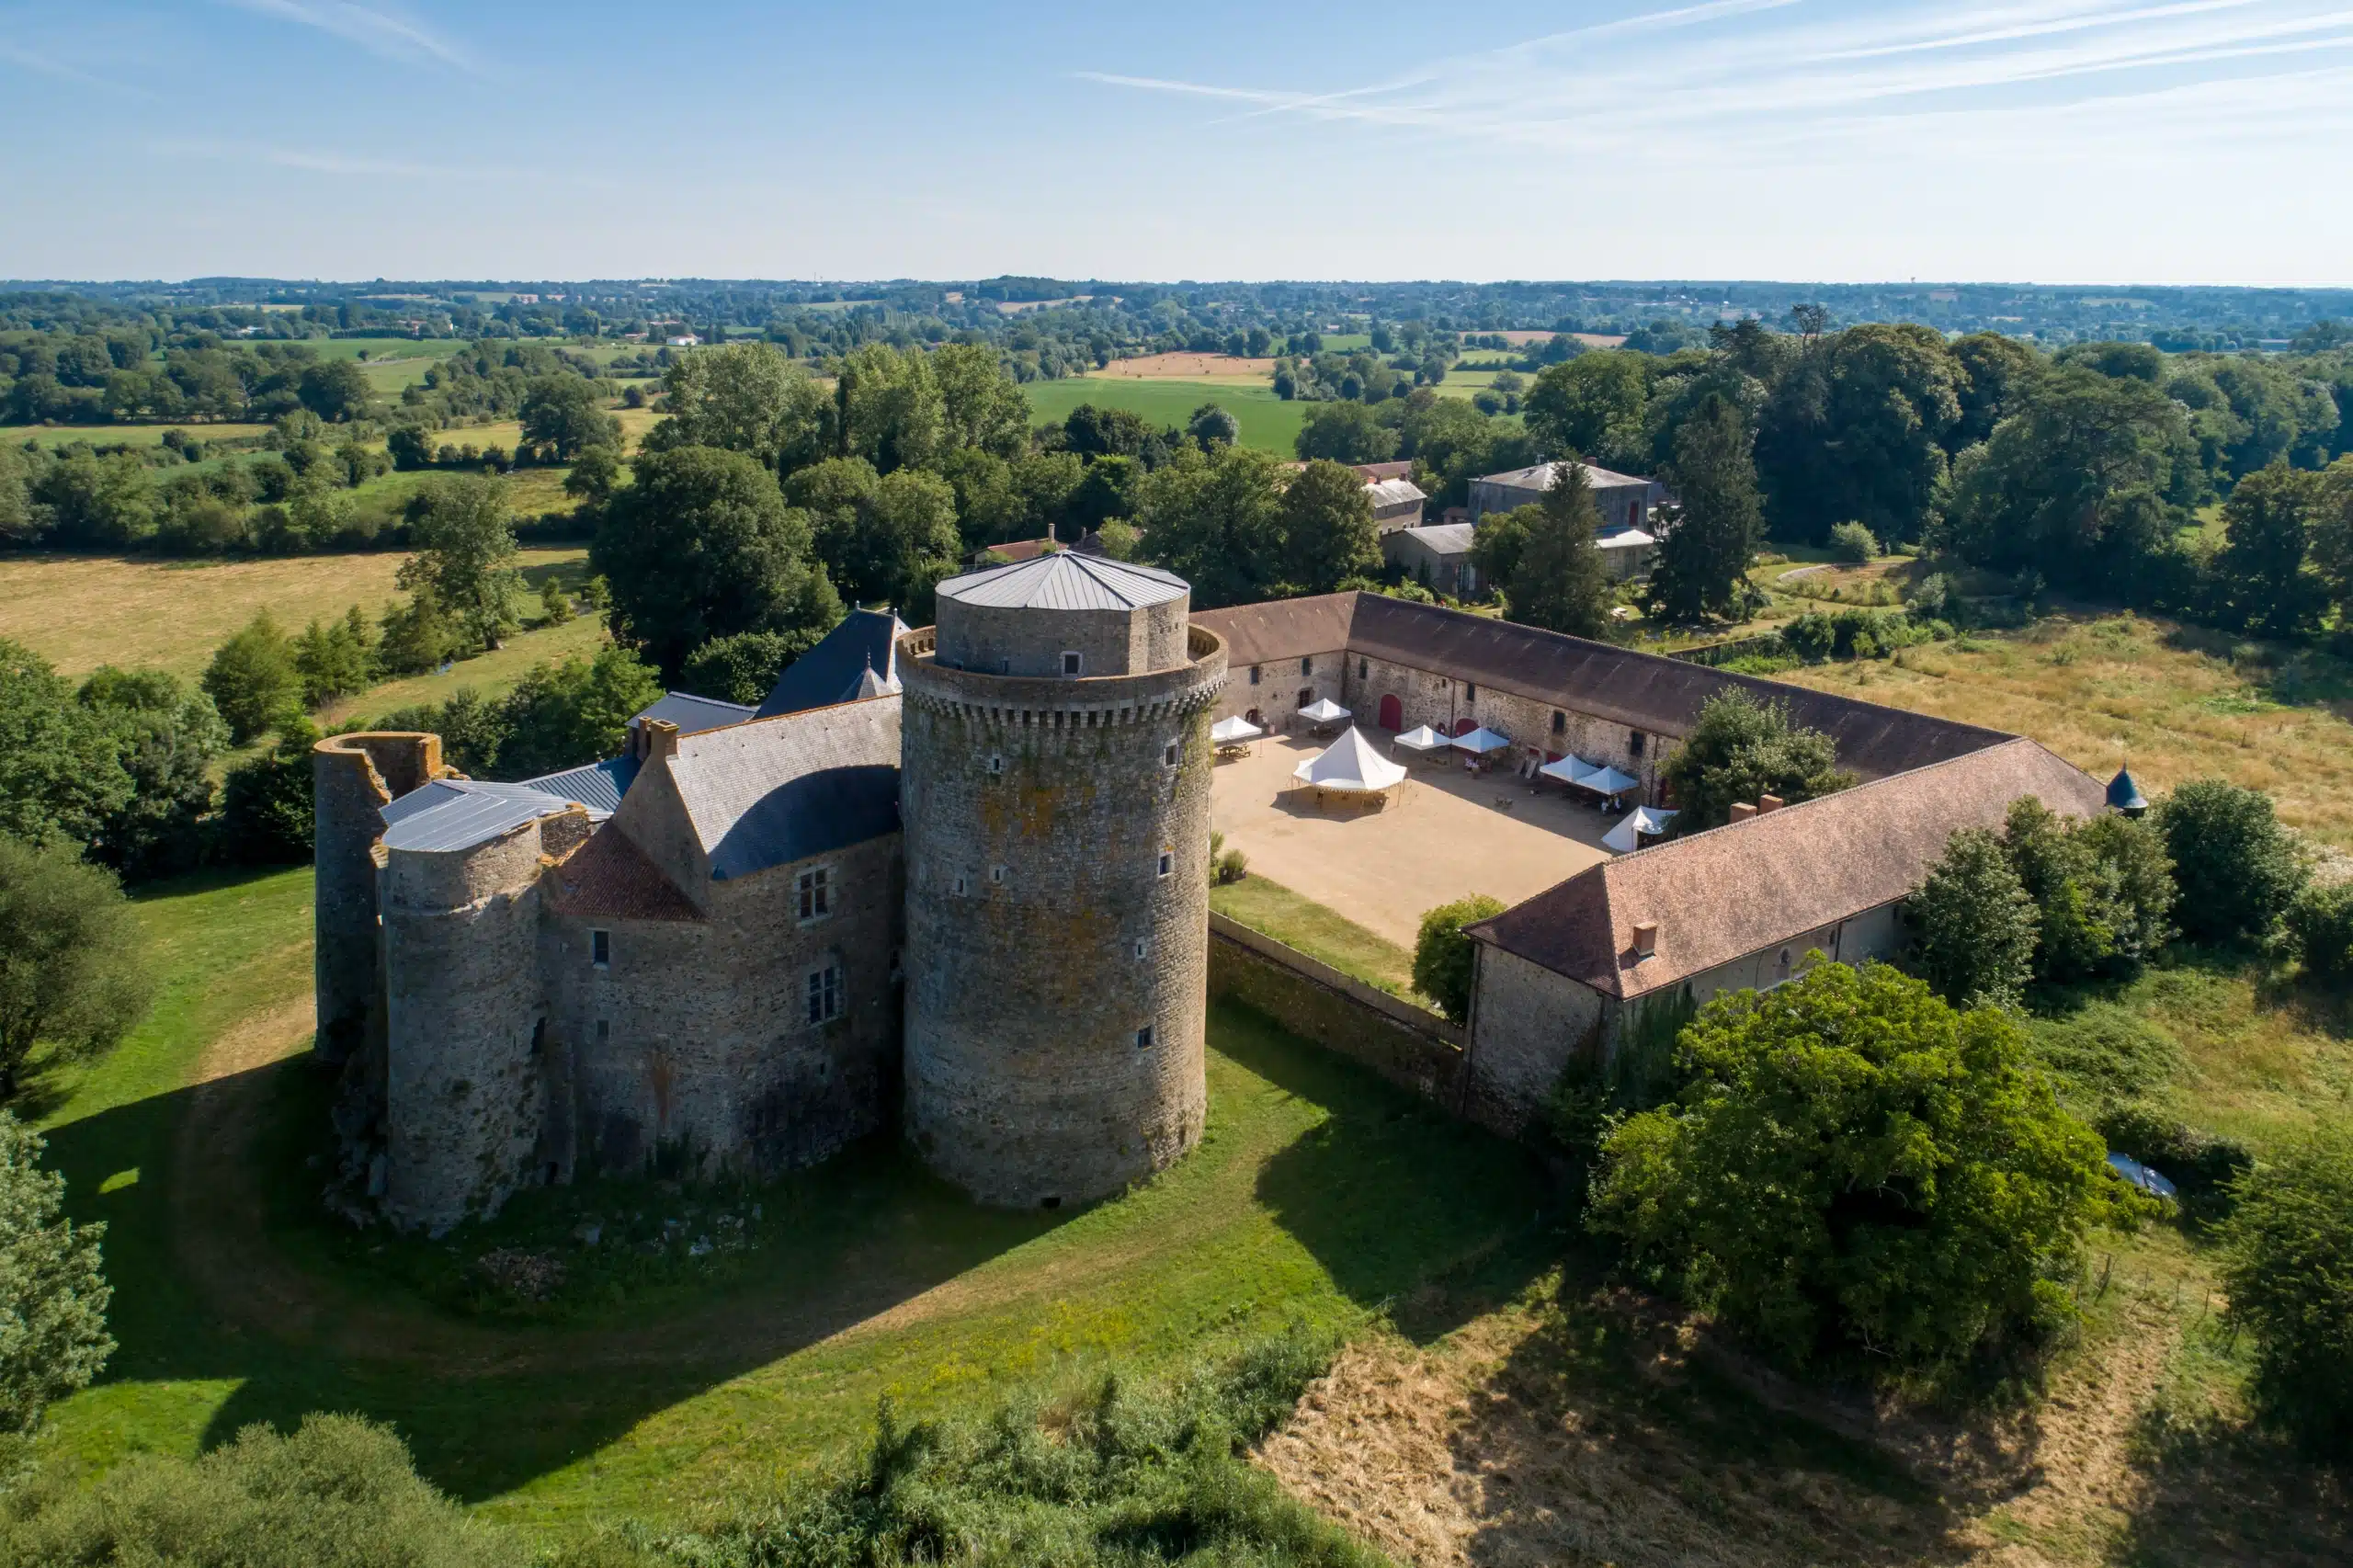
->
[0,547,588,679]
[28,869,1552,1540]
[6,423,275,449]
[1094,352,1279,380]
[1023,376,1311,453]
[1776,610,2353,848]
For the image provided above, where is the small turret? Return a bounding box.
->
[2107,766,2148,817]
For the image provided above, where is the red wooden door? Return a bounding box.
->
[1453,716,1477,736]
[1378,694,1402,730]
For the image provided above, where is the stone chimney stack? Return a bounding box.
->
[1632,921,1660,959]
[1729,801,1757,823]
[1757,794,1786,814]
[642,719,680,761]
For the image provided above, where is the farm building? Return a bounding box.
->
[1468,460,1662,534]
[1381,523,1477,595]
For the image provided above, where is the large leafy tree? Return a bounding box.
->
[1412,894,1505,1023]
[833,342,948,474]
[2221,1126,2353,1457]
[398,475,525,653]
[1135,443,1287,608]
[0,836,153,1101]
[2214,461,2327,637]
[0,641,134,850]
[2311,455,2353,628]
[1948,331,2042,449]
[930,342,1030,460]
[1503,461,1612,638]
[594,445,843,680]
[491,647,665,780]
[645,341,830,473]
[1658,689,1851,834]
[293,358,374,423]
[1522,350,1650,469]
[1911,827,2040,1009]
[76,667,229,883]
[0,1112,113,1450]
[517,375,619,460]
[1292,401,1398,465]
[2156,778,2306,946]
[1588,960,2115,1370]
[1998,798,2176,983]
[1755,324,1963,547]
[1279,460,1380,595]
[1643,391,1760,623]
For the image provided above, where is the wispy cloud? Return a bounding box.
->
[1080,0,2353,165]
[220,0,475,74]
[0,38,153,94]
[154,138,518,181]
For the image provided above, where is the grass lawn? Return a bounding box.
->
[1774,610,2353,848]
[1023,378,1310,454]
[319,608,610,726]
[0,547,587,680]
[1211,874,1422,998]
[28,869,1551,1543]
[448,404,665,458]
[5,423,275,450]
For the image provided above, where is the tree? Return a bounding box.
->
[1949,331,2041,449]
[1505,462,1613,638]
[0,1112,112,1451]
[1826,521,1879,562]
[76,667,229,883]
[647,340,830,472]
[2156,778,2307,946]
[1134,443,1287,608]
[1188,402,1241,448]
[1912,826,2040,1008]
[1293,401,1399,464]
[1523,350,1650,468]
[833,342,948,473]
[216,726,317,866]
[1659,690,1852,835]
[293,358,374,423]
[517,375,620,460]
[0,445,38,543]
[561,442,622,505]
[290,608,377,708]
[1280,460,1380,595]
[1588,960,2115,1371]
[680,630,811,706]
[385,425,434,472]
[2214,462,2326,637]
[2287,880,2353,986]
[1755,324,1962,548]
[2309,455,2353,626]
[1643,391,1759,623]
[491,647,664,779]
[1413,895,1505,1023]
[930,341,1030,459]
[200,613,303,745]
[398,476,525,653]
[0,835,153,1101]
[375,595,455,678]
[594,445,843,680]
[0,640,135,850]
[2220,1127,2353,1457]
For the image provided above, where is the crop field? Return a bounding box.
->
[1023,376,1311,453]
[28,869,1551,1540]
[0,546,588,679]
[449,403,666,456]
[1094,352,1278,380]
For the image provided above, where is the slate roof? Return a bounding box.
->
[519,755,641,817]
[379,779,578,853]
[1392,523,1475,557]
[546,819,703,922]
[1469,738,2107,1001]
[1368,477,1429,508]
[756,608,909,719]
[665,694,904,882]
[938,551,1188,611]
[1190,593,2010,782]
[1477,460,1657,494]
[632,691,757,736]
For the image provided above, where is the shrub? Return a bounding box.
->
[291,607,378,709]
[0,1413,518,1567]
[1412,894,1506,1021]
[0,1113,112,1457]
[1658,689,1853,833]
[491,647,663,779]
[377,595,457,677]
[0,837,153,1102]
[1999,797,2176,984]
[1215,847,1249,885]
[217,725,317,866]
[1587,960,2120,1373]
[2286,879,2353,984]
[539,576,575,627]
[1910,827,2039,1009]
[2097,1102,2251,1215]
[2220,1128,2353,1456]
[200,612,303,744]
[679,629,810,708]
[1828,520,1880,562]
[2157,778,2306,946]
[2027,1004,2182,1108]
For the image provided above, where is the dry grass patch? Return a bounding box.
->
[1775,613,2353,847]
[0,547,586,679]
[1090,353,1279,381]
[7,423,274,449]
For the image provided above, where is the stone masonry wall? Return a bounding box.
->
[1463,943,1607,1136]
[1207,919,1463,1106]
[901,627,1227,1207]
[313,733,444,1067]
[542,829,904,1180]
[381,818,550,1232]
[1345,653,1670,801]
[1217,646,1349,731]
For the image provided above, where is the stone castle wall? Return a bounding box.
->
[938,599,1188,679]
[899,624,1227,1207]
[313,733,445,1067]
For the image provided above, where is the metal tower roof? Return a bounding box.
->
[936,551,1188,612]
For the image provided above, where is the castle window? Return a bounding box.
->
[797,866,832,922]
[806,962,844,1026]
[596,1019,610,1042]
[1135,1026,1154,1051]
[1062,651,1084,676]
[1163,740,1179,767]
[1465,682,1476,704]
[1134,938,1148,960]
[1552,710,1566,734]
[988,754,1005,775]
[1297,687,1313,709]
[1301,655,1313,676]
[990,864,1007,884]
[590,929,610,969]
[1156,848,1174,878]
[1249,665,1261,686]
[953,874,969,896]
[1358,657,1369,680]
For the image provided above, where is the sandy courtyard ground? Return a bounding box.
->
[1209,732,1615,949]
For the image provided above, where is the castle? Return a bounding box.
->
[317,562,2113,1233]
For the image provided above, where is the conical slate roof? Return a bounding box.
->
[937,551,1188,611]
[2107,767,2148,812]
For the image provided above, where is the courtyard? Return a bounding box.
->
[1208,729,1616,949]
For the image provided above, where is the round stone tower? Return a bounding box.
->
[900,552,1227,1208]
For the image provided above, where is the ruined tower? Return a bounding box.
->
[899,553,1227,1207]
[312,733,449,1066]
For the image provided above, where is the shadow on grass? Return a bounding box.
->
[2112,1405,2349,1566]
[1215,1001,1553,1346]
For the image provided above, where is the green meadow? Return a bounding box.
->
[1023,377,1313,453]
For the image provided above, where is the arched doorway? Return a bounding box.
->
[1378,693,1402,731]
[1245,708,1262,727]
[1452,716,1477,736]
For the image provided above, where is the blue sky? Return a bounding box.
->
[3,1,2348,284]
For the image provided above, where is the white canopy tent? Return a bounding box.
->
[1602,805,1678,852]
[1210,714,1264,746]
[1449,726,1513,755]
[1393,724,1449,754]
[1291,726,1408,796]
[1539,755,1596,787]
[1299,697,1352,727]
[1579,764,1642,797]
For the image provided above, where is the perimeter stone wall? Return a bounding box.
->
[1462,942,1608,1136]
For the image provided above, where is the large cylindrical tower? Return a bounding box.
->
[313,733,447,1066]
[901,553,1227,1208]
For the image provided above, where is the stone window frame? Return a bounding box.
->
[1156,846,1174,879]
[796,864,834,925]
[1249,665,1261,687]
[990,864,1008,885]
[1135,1025,1154,1051]
[1161,738,1180,767]
[1300,655,1313,676]
[1061,650,1084,676]
[805,958,846,1027]
[1133,937,1148,960]
[1552,710,1567,734]
[1358,657,1369,680]
[590,928,611,969]
[988,753,1006,775]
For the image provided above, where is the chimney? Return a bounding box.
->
[1757,793,1786,814]
[642,718,681,761]
[1631,921,1660,960]
[1729,801,1758,823]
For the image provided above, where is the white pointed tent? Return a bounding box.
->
[1299,697,1352,729]
[1539,754,1595,786]
[1449,725,1513,755]
[1602,805,1678,852]
[1211,714,1264,745]
[1580,764,1641,796]
[1291,726,1408,797]
[1393,723,1449,755]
